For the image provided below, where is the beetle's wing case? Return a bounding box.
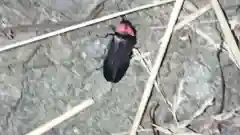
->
[103,33,135,83]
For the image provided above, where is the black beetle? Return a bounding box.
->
[102,16,137,83]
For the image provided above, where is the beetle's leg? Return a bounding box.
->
[120,15,127,21]
[95,65,103,71]
[133,46,140,49]
[103,47,108,57]
[109,25,116,32]
[96,33,115,38]
[129,51,133,58]
[133,42,141,49]
[104,33,115,38]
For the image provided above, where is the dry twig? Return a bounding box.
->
[151,19,238,30]
[156,4,212,43]
[133,49,173,108]
[132,4,214,115]
[174,4,212,30]
[153,124,203,135]
[25,98,94,135]
[172,79,185,125]
[182,1,227,51]
[129,0,185,134]
[111,129,154,135]
[0,0,175,53]
[152,97,213,135]
[177,97,214,129]
[211,0,240,69]
[213,106,240,121]
[152,124,172,134]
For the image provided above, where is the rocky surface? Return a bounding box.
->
[0,0,240,135]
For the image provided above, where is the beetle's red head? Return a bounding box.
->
[116,20,136,36]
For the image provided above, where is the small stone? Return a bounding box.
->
[81,52,87,60]
[73,127,80,134]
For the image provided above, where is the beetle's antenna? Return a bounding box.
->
[116,3,127,21]
[120,15,127,21]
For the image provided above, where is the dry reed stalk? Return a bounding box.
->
[151,19,218,30]
[157,4,212,44]
[174,4,212,30]
[211,0,240,69]
[133,49,173,108]
[152,97,214,135]
[0,0,175,53]
[213,106,240,121]
[152,124,172,134]
[151,19,238,30]
[128,0,185,134]
[25,98,94,135]
[174,133,203,135]
[172,79,185,125]
[135,5,214,112]
[153,124,204,135]
[181,1,227,51]
[188,25,225,50]
[177,97,214,129]
[111,129,153,135]
[132,3,212,114]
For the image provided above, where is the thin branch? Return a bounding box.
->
[213,106,240,121]
[0,0,175,53]
[211,0,240,69]
[157,4,212,44]
[111,129,154,135]
[129,0,185,134]
[1,0,107,33]
[188,25,225,51]
[150,19,238,30]
[25,98,94,135]
[215,26,226,114]
[150,103,160,135]
[152,124,172,134]
[133,49,173,108]
[177,97,214,129]
[174,4,212,30]
[172,79,185,125]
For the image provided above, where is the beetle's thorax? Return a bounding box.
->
[116,22,135,36]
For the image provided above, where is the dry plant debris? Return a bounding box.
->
[25,98,94,135]
[0,0,239,135]
[0,0,175,53]
[129,0,240,135]
[129,0,185,134]
[211,0,240,69]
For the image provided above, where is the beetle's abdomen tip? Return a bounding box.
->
[103,66,121,83]
[103,73,121,83]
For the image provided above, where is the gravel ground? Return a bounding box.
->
[0,0,240,135]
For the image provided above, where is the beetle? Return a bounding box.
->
[102,16,137,83]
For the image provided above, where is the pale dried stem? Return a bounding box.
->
[176,97,214,130]
[174,4,212,30]
[0,0,175,53]
[152,97,213,135]
[129,0,185,134]
[151,19,238,30]
[133,49,173,108]
[211,0,240,69]
[157,4,212,43]
[111,129,153,135]
[188,25,226,51]
[25,98,94,135]
[213,106,240,121]
[152,124,172,134]
[172,79,185,126]
[129,3,213,134]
